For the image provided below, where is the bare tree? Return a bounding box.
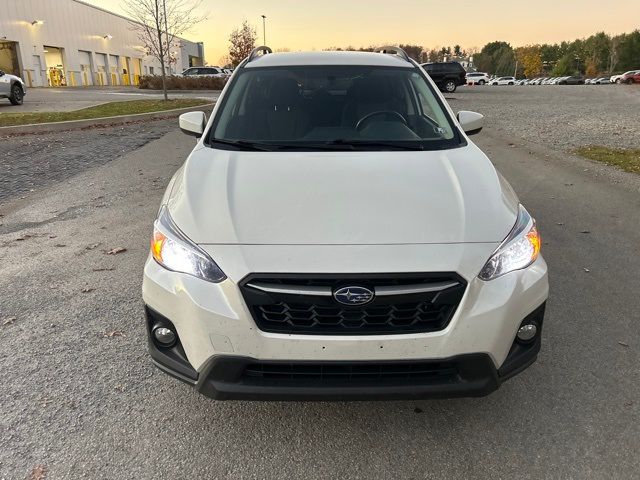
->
[228,21,257,67]
[607,37,619,74]
[122,0,206,100]
[217,54,231,69]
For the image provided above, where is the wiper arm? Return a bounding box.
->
[211,139,350,151]
[210,139,275,151]
[329,139,424,151]
[268,142,355,151]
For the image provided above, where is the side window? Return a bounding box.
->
[416,91,435,118]
[408,72,452,138]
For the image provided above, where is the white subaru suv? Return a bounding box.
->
[143,46,548,400]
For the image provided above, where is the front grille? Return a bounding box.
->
[242,361,458,385]
[239,273,466,335]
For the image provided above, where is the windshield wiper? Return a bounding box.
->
[210,139,276,151]
[328,139,424,151]
[268,142,355,151]
[211,138,423,151]
[211,139,351,151]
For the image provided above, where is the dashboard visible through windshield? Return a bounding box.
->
[208,65,462,151]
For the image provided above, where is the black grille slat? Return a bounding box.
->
[240,273,466,335]
[242,361,459,384]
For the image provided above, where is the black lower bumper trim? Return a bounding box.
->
[196,354,500,401]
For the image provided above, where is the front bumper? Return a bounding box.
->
[146,303,544,400]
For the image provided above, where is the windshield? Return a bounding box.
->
[208,65,461,151]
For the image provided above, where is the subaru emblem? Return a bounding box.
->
[333,286,374,306]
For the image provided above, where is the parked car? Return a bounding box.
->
[145,46,548,401]
[179,66,226,78]
[558,75,585,85]
[610,70,638,83]
[466,72,490,85]
[489,76,516,85]
[592,77,612,85]
[420,61,467,93]
[622,71,640,84]
[0,70,26,105]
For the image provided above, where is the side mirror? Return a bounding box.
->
[179,111,206,137]
[0,70,5,77]
[457,111,484,135]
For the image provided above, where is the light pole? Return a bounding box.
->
[261,15,267,45]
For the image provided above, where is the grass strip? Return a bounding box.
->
[574,146,640,174]
[0,99,210,127]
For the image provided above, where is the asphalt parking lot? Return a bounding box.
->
[0,86,220,113]
[1,86,639,479]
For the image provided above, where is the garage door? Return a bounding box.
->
[78,50,92,86]
[95,53,107,86]
[109,55,119,85]
[0,41,20,76]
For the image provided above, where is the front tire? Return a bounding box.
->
[9,84,23,105]
[443,80,457,93]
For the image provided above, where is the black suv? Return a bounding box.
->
[420,62,466,93]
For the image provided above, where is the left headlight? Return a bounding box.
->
[478,205,541,281]
[151,206,226,283]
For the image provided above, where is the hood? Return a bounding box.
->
[167,144,519,245]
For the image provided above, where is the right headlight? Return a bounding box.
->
[478,205,541,281]
[151,206,226,283]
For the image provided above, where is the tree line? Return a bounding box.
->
[226,23,640,78]
[476,31,640,78]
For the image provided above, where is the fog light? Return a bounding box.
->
[517,324,537,342]
[153,326,176,347]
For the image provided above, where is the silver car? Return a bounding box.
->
[0,70,26,105]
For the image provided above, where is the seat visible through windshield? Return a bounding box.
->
[211,65,458,149]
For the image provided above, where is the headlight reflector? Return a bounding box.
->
[479,205,541,281]
[151,206,226,283]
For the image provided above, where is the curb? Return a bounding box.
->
[0,103,214,135]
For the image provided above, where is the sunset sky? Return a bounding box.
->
[84,0,638,65]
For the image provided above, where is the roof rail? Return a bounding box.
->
[375,46,412,63]
[247,45,272,63]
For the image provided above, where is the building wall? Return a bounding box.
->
[0,0,204,87]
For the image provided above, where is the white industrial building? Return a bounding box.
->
[0,0,205,87]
